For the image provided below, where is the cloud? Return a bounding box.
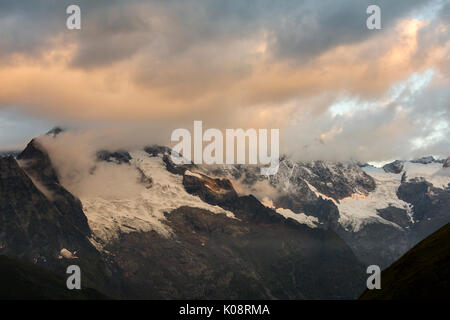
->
[283,69,450,162]
[37,131,146,198]
[0,0,448,161]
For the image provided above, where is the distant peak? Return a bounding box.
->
[382,160,404,174]
[46,127,65,137]
[411,156,436,164]
[444,157,450,168]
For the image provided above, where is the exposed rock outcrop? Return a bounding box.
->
[96,150,132,164]
[382,160,404,174]
[411,156,436,164]
[444,157,450,168]
[182,170,238,206]
[1,145,120,296]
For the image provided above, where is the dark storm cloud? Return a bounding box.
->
[269,0,431,62]
[0,0,65,59]
[0,0,144,63]
[0,0,432,67]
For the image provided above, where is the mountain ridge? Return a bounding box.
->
[0,136,369,299]
[360,222,450,300]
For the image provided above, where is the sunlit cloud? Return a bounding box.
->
[0,0,448,160]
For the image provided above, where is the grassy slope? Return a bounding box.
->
[360,223,450,300]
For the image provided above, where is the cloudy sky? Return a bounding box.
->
[0,0,449,161]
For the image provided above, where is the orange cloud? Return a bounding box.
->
[0,17,447,131]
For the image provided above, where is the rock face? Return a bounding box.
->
[96,150,132,164]
[46,126,64,137]
[0,156,87,259]
[162,153,195,175]
[444,157,450,168]
[107,205,366,299]
[377,206,411,229]
[339,168,450,267]
[198,159,376,226]
[411,156,436,164]
[360,223,450,300]
[397,179,450,245]
[335,221,408,267]
[1,145,119,295]
[182,171,238,205]
[382,160,404,174]
[17,139,91,235]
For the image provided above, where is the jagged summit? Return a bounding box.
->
[411,156,437,164]
[383,160,404,174]
[45,126,65,137]
[444,157,450,168]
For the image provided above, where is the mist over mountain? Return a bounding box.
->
[0,129,449,299]
[0,0,449,304]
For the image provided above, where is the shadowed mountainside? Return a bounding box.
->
[0,255,107,300]
[360,223,450,300]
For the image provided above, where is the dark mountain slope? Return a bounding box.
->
[196,158,450,269]
[107,205,366,299]
[0,255,106,300]
[0,155,119,296]
[397,178,450,245]
[360,223,450,300]
[104,163,366,299]
[17,139,91,235]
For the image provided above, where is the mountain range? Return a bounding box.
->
[0,129,449,299]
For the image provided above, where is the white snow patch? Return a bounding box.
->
[337,167,412,232]
[403,162,450,189]
[59,248,78,259]
[185,170,203,179]
[261,198,319,228]
[337,162,450,232]
[304,180,338,204]
[80,151,235,245]
[276,208,319,228]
